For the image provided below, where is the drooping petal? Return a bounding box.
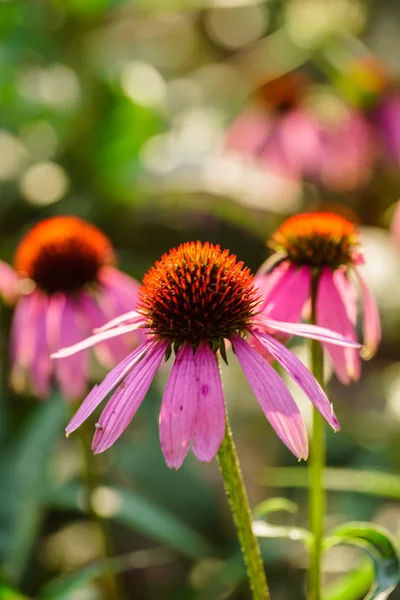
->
[261,264,311,323]
[354,267,381,359]
[66,339,152,434]
[254,260,291,299]
[159,343,198,469]
[12,292,41,368]
[253,313,361,348]
[251,329,339,430]
[30,294,52,398]
[98,266,141,313]
[53,297,89,401]
[93,341,167,453]
[51,319,147,358]
[232,335,308,459]
[93,310,143,333]
[316,268,360,384]
[192,341,225,462]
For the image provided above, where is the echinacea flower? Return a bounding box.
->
[226,73,375,192]
[257,213,381,384]
[8,216,141,400]
[53,241,360,468]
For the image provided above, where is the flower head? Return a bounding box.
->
[8,216,141,400]
[269,212,360,269]
[53,241,360,468]
[257,213,380,384]
[139,241,258,352]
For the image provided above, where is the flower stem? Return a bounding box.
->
[73,409,124,600]
[217,414,270,600]
[308,273,325,600]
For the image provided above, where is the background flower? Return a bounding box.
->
[257,213,380,383]
[7,216,141,400]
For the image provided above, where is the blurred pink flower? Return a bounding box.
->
[225,74,375,191]
[391,200,400,243]
[7,216,141,401]
[256,213,380,384]
[53,241,359,468]
[375,92,400,166]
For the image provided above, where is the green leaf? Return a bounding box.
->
[260,467,400,500]
[0,396,67,582]
[252,497,312,547]
[0,583,30,600]
[325,522,400,600]
[326,561,374,600]
[48,483,214,560]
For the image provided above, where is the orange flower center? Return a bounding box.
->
[15,216,115,294]
[139,241,259,351]
[269,213,359,269]
[256,72,309,113]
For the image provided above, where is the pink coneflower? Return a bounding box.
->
[10,216,141,400]
[226,74,375,192]
[257,213,381,384]
[52,241,360,469]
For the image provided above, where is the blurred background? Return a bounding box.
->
[1,0,400,598]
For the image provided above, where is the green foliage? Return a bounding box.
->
[325,523,400,600]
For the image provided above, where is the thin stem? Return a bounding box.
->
[308,273,325,600]
[217,414,270,600]
[73,408,124,600]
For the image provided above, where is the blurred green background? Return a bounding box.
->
[1,0,400,598]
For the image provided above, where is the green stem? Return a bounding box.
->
[73,410,124,600]
[308,274,325,600]
[217,414,270,600]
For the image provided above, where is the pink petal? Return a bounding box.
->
[12,292,41,368]
[354,267,381,359]
[0,261,19,305]
[51,319,146,359]
[54,297,90,401]
[93,310,143,333]
[30,295,52,398]
[79,292,133,368]
[254,313,361,348]
[316,268,360,384]
[99,266,140,305]
[93,340,167,453]
[391,200,400,243]
[251,329,339,430]
[192,341,225,462]
[261,264,311,322]
[66,339,152,434]
[232,335,308,460]
[225,109,273,155]
[159,344,198,469]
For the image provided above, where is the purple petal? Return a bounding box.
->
[93,341,167,453]
[54,297,90,401]
[30,294,52,398]
[192,341,225,462]
[232,335,308,460]
[317,268,360,384]
[159,344,198,469]
[251,329,339,430]
[261,264,311,323]
[93,310,143,333]
[12,291,46,368]
[66,339,152,434]
[354,267,381,359]
[51,319,146,359]
[254,313,361,348]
